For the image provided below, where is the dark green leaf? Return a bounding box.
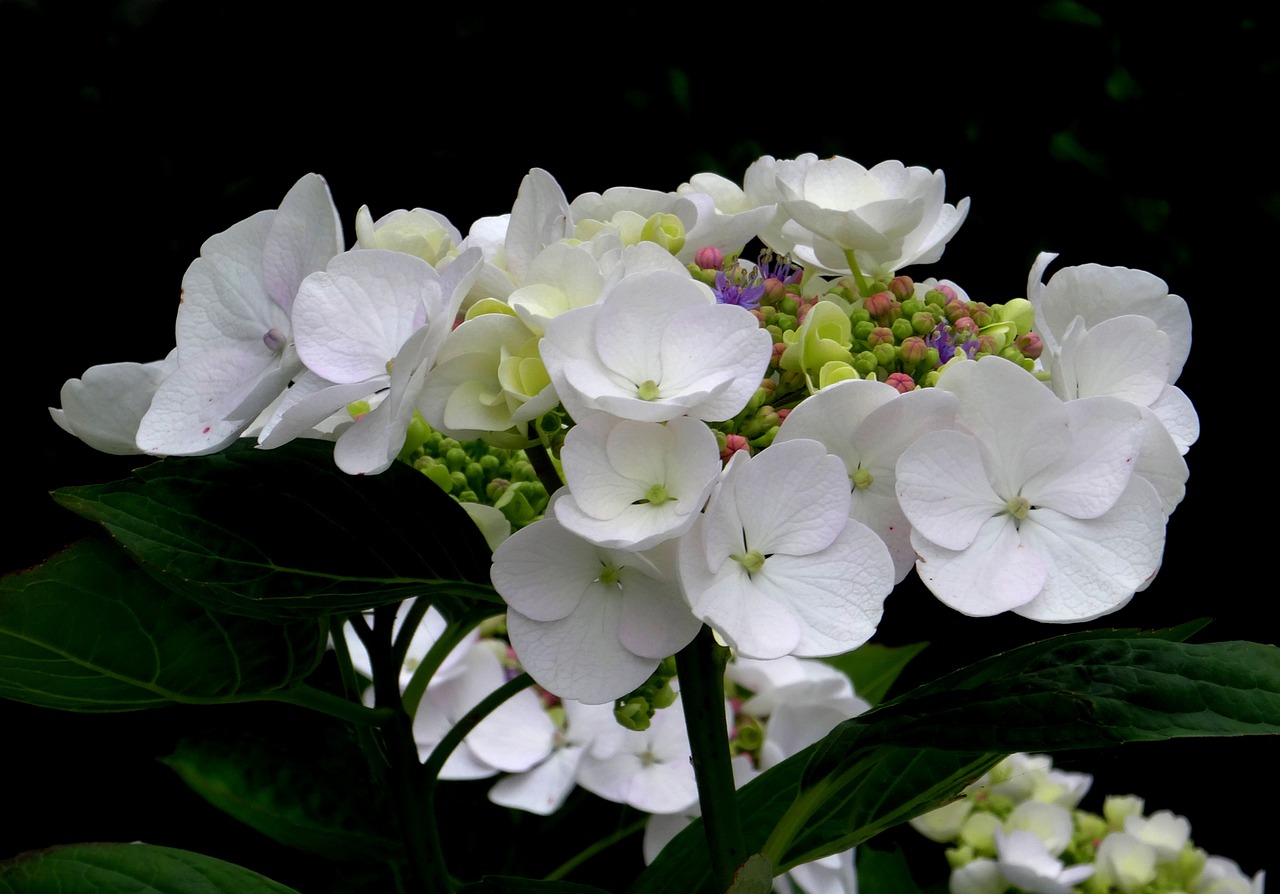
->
[0,538,325,711]
[53,439,499,620]
[821,641,928,706]
[160,724,398,861]
[0,843,300,893]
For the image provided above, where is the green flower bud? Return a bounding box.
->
[421,462,454,493]
[853,350,879,376]
[614,697,652,731]
[819,361,859,389]
[997,297,1035,335]
[872,342,897,368]
[891,317,914,342]
[641,212,686,256]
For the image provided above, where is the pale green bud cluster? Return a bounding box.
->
[613,656,679,731]
[399,412,549,529]
[914,753,1261,894]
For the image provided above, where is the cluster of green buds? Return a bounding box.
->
[780,275,1044,394]
[613,656,679,731]
[397,412,549,529]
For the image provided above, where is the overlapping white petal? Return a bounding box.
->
[136,173,342,455]
[775,378,958,581]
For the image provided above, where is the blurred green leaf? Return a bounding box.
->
[0,537,324,711]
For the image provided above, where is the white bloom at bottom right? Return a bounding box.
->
[895,356,1166,622]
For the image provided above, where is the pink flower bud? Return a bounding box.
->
[889,275,914,299]
[721,433,750,462]
[695,246,724,270]
[864,291,895,320]
[1016,331,1044,359]
[886,372,916,394]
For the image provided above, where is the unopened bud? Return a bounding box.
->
[864,291,895,321]
[888,275,914,299]
[886,372,915,393]
[1015,331,1044,359]
[694,246,723,270]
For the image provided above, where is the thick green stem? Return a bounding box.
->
[676,625,745,891]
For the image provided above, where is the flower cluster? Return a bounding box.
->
[52,153,1196,713]
[910,753,1265,894]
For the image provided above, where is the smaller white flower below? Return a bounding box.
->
[994,829,1095,894]
[679,438,894,660]
[493,517,701,704]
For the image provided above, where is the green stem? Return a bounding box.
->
[676,625,745,891]
[420,672,538,892]
[544,816,647,882]
[401,618,480,719]
[842,248,872,298]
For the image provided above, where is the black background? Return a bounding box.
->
[3,1,1276,890]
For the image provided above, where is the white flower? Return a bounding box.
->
[355,205,461,267]
[258,247,481,473]
[775,378,958,582]
[1194,856,1266,894]
[1094,831,1158,892]
[896,356,1166,621]
[678,438,894,660]
[554,413,722,551]
[575,692,698,814]
[487,698,620,816]
[135,173,342,455]
[746,154,969,279]
[493,517,701,704]
[540,269,772,424]
[51,352,177,455]
[994,829,1095,894]
[341,602,554,780]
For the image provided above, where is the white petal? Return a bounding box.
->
[1014,478,1166,622]
[912,516,1047,616]
[896,429,1004,552]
